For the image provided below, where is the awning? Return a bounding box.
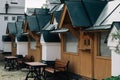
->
[42,31,60,42]
[42,23,55,31]
[2,35,12,42]
[17,35,28,42]
[85,24,111,31]
[50,28,69,33]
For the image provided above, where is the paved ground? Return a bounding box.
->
[0,53,89,80]
[0,60,28,80]
[0,53,29,80]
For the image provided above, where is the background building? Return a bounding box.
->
[0,0,25,51]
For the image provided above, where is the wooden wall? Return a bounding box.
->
[11,42,16,56]
[61,31,111,80]
[93,33,111,80]
[28,33,42,62]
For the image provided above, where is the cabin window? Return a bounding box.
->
[98,32,111,57]
[64,32,78,53]
[30,37,36,50]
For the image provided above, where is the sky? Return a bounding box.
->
[25,0,46,11]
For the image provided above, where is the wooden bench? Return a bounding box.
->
[44,59,69,80]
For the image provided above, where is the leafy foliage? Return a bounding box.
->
[104,75,120,80]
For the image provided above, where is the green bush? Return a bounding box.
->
[104,75,120,80]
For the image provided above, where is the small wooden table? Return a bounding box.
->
[4,56,18,70]
[25,62,47,80]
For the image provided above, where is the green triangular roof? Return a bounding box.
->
[65,1,91,27]
[53,11,62,23]
[36,14,52,30]
[65,1,107,27]
[82,0,107,25]
[27,16,39,32]
[16,21,24,35]
[7,22,17,35]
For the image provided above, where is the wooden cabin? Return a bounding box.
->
[23,10,52,61]
[15,21,28,57]
[5,21,26,56]
[39,6,63,62]
[107,22,120,76]
[24,15,41,61]
[6,22,17,56]
[51,1,110,80]
[94,0,120,78]
[40,30,61,61]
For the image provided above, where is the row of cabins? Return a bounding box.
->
[2,0,120,79]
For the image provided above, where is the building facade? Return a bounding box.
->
[0,0,25,51]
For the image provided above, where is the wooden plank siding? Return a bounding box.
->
[93,33,111,80]
[61,31,111,79]
[11,35,16,56]
[27,32,41,62]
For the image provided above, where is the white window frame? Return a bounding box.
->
[64,32,78,53]
[4,16,8,21]
[99,32,111,57]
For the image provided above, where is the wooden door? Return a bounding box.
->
[79,32,94,78]
[80,50,93,78]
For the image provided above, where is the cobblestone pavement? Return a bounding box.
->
[0,61,32,80]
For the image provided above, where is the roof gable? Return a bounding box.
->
[16,21,24,35]
[53,11,62,23]
[65,1,91,27]
[82,0,107,25]
[113,22,120,30]
[95,1,120,25]
[6,22,17,35]
[27,16,39,32]
[110,22,120,32]
[36,14,52,30]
